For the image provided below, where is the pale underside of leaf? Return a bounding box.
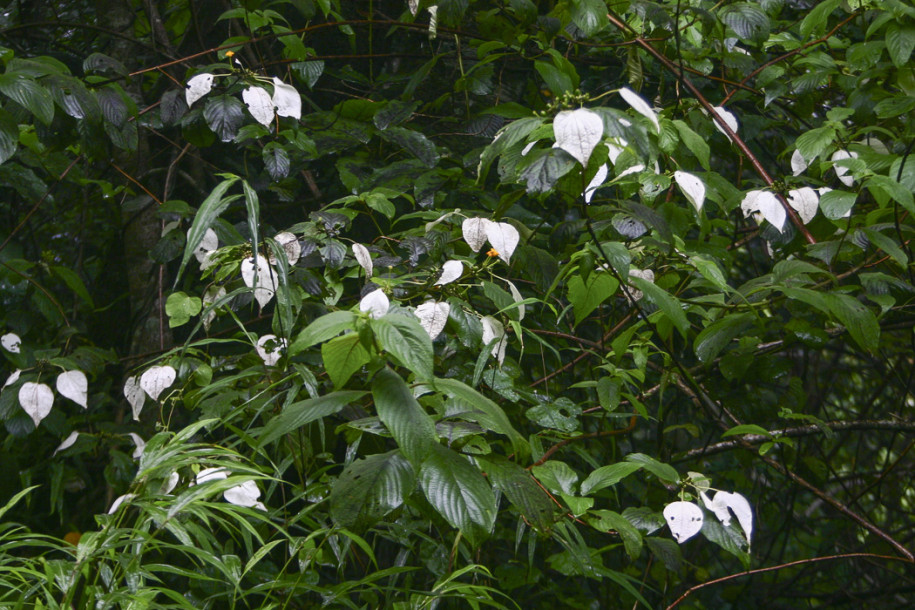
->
[553,108,604,166]
[673,170,705,212]
[242,86,274,127]
[18,382,53,427]
[462,217,491,252]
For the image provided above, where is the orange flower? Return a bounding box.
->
[64,531,82,546]
[225,51,235,58]
[486,248,499,257]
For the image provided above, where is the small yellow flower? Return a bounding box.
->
[225,51,235,58]
[486,248,499,258]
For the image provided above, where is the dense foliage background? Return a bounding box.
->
[1,0,914,607]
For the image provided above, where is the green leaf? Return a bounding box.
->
[861,228,908,266]
[204,95,245,142]
[263,143,290,181]
[419,443,497,532]
[520,149,577,193]
[0,74,54,124]
[567,272,619,327]
[50,265,94,308]
[824,292,879,353]
[886,24,915,68]
[867,175,915,215]
[83,52,128,77]
[165,291,202,327]
[258,390,366,446]
[535,60,574,95]
[721,2,770,43]
[322,333,371,388]
[795,126,835,161]
[722,424,771,438]
[694,313,755,363]
[570,0,609,36]
[176,175,240,284]
[0,110,17,165]
[580,462,643,495]
[629,276,689,338]
[378,126,439,168]
[531,460,579,495]
[289,310,357,355]
[701,514,750,569]
[330,450,415,529]
[672,120,710,170]
[819,189,857,220]
[799,0,840,40]
[478,456,554,531]
[526,397,580,433]
[587,510,643,560]
[373,368,436,464]
[372,314,434,381]
[625,453,679,484]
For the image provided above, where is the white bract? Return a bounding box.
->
[787,187,819,224]
[484,221,520,264]
[584,164,609,203]
[243,86,274,127]
[108,493,135,514]
[185,73,214,107]
[224,479,265,510]
[56,370,88,409]
[553,108,603,166]
[161,472,180,494]
[139,365,176,401]
[196,467,228,485]
[128,433,146,459]
[462,218,491,252]
[481,316,507,365]
[791,149,809,176]
[435,260,464,286]
[521,141,537,156]
[191,228,218,264]
[663,501,704,543]
[617,163,645,179]
[202,285,226,330]
[741,190,786,232]
[415,301,450,340]
[831,150,858,187]
[19,382,53,427]
[54,431,80,455]
[4,369,21,388]
[701,490,753,545]
[360,289,389,319]
[673,171,705,212]
[507,280,525,321]
[241,256,278,309]
[352,243,373,277]
[619,87,660,133]
[256,334,286,366]
[627,268,654,302]
[1,332,21,353]
[272,77,301,119]
[710,106,739,140]
[270,232,301,265]
[123,375,145,421]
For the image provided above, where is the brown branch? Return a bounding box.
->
[666,553,913,609]
[111,164,163,206]
[675,420,915,461]
[605,11,816,245]
[529,416,637,468]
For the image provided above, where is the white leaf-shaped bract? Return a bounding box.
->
[139,365,176,401]
[618,163,645,179]
[19,382,53,427]
[741,190,786,232]
[702,491,753,545]
[584,164,609,204]
[241,256,278,309]
[56,370,88,409]
[606,139,627,164]
[191,228,218,264]
[506,280,525,321]
[352,243,373,277]
[787,187,819,224]
[1,332,21,353]
[627,268,654,302]
[256,334,286,366]
[161,472,180,494]
[108,493,135,514]
[54,431,79,455]
[270,232,301,265]
[4,369,21,388]
[202,285,226,330]
[435,260,464,286]
[415,301,450,340]
[619,87,660,134]
[224,479,263,509]
[272,77,301,119]
[831,150,858,187]
[128,432,146,459]
[185,73,214,107]
[791,149,809,176]
[360,289,389,319]
[481,316,507,365]
[673,170,705,212]
[123,375,145,421]
[196,467,228,485]
[242,86,274,127]
[462,218,491,252]
[408,0,420,16]
[521,141,537,156]
[485,221,520,264]
[553,108,604,166]
[663,501,704,543]
[711,106,739,140]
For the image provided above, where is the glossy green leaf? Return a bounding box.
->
[176,175,240,284]
[629,276,689,338]
[580,462,643,495]
[567,272,618,327]
[372,314,434,381]
[419,443,497,532]
[694,313,755,363]
[322,333,371,388]
[625,453,679,484]
[289,311,357,355]
[373,368,436,464]
[258,390,366,446]
[330,450,415,529]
